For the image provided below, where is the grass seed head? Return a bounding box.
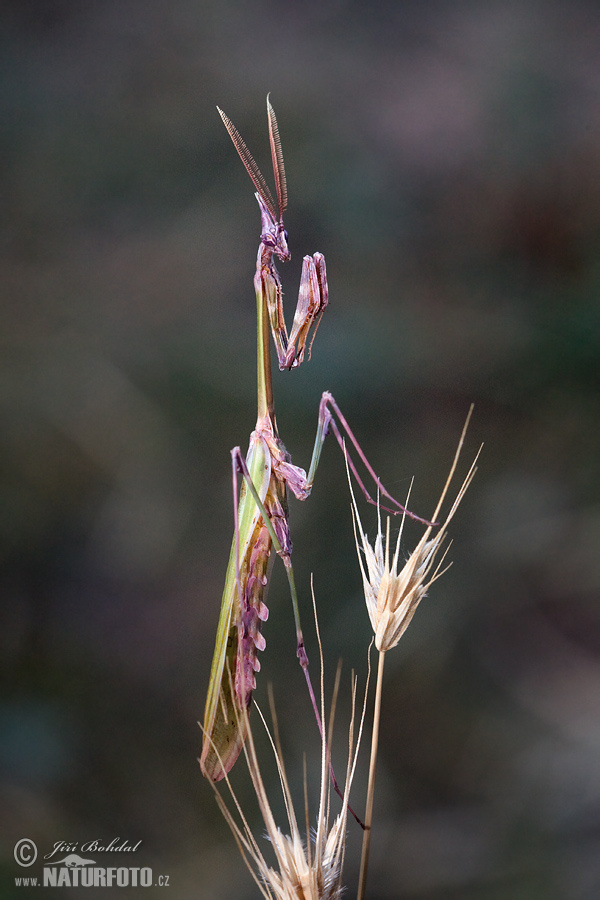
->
[348,408,480,652]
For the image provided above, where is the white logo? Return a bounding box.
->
[47,854,96,868]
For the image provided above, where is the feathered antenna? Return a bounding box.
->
[217,106,278,222]
[267,94,287,219]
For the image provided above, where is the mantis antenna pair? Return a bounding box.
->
[200,97,432,783]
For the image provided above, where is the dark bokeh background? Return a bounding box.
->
[2,1,600,897]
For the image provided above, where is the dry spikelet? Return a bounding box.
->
[348,406,481,652]
[203,586,368,899]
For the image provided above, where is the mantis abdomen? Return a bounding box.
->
[201,432,285,782]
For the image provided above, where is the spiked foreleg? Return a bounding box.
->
[283,253,329,369]
[255,248,289,370]
[256,247,329,372]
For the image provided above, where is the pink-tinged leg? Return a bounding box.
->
[307,392,437,527]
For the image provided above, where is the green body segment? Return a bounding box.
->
[200,432,274,781]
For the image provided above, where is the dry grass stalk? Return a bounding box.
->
[351,406,481,900]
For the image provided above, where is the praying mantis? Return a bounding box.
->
[200,97,432,782]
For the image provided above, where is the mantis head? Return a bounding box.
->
[256,192,291,262]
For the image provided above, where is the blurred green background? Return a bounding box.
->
[1,1,600,897]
